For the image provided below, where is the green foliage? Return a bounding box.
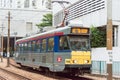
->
[90,26,106,48]
[36,13,52,28]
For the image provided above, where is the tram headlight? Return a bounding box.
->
[73,60,77,63]
[84,60,89,63]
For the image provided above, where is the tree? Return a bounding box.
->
[36,13,52,29]
[90,26,106,48]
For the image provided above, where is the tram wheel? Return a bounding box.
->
[45,68,51,76]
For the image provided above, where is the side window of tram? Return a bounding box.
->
[48,38,54,51]
[36,40,41,53]
[16,44,19,52]
[28,42,31,51]
[23,43,28,53]
[20,44,24,53]
[41,39,46,52]
[59,36,69,50]
[18,44,21,53]
[31,41,36,52]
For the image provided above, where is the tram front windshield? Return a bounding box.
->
[69,36,90,51]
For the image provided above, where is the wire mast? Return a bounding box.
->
[52,0,71,27]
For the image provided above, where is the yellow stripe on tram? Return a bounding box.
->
[65,51,91,64]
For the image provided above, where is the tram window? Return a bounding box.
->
[24,43,28,52]
[69,36,90,51]
[59,36,70,50]
[23,43,25,52]
[31,41,36,52]
[20,44,24,53]
[48,38,54,52]
[36,40,41,53]
[18,44,21,53]
[28,42,31,51]
[17,44,21,53]
[16,44,19,52]
[23,43,28,52]
[41,39,46,52]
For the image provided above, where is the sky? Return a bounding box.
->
[52,0,79,14]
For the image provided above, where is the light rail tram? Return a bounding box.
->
[15,22,91,76]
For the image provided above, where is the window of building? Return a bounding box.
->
[10,0,12,3]
[26,22,32,32]
[45,0,51,10]
[32,0,36,7]
[113,26,118,47]
[17,1,21,8]
[10,0,12,7]
[4,0,6,7]
[24,0,29,8]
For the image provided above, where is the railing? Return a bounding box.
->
[92,61,120,78]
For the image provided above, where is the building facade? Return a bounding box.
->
[54,0,120,77]
[0,0,52,55]
[0,0,51,10]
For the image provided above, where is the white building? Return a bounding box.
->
[54,0,120,77]
[0,9,51,37]
[0,0,51,10]
[0,0,52,54]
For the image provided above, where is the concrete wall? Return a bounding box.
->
[92,47,120,62]
[92,47,120,76]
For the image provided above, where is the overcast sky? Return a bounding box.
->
[52,0,79,14]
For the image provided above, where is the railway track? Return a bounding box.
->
[9,59,106,80]
[9,59,93,80]
[0,67,31,80]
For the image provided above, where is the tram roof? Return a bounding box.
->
[16,26,71,43]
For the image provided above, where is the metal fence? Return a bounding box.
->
[92,61,120,76]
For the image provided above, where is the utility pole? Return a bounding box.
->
[107,0,112,80]
[7,11,10,67]
[0,24,5,62]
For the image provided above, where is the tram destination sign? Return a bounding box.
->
[71,27,89,34]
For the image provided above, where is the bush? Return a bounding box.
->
[90,26,106,48]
